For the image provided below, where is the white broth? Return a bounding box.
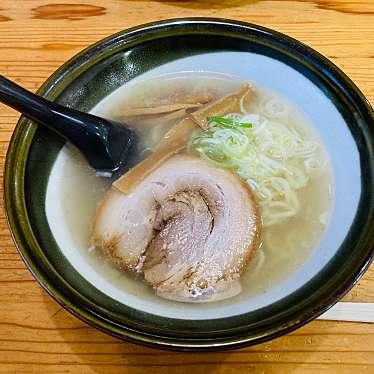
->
[46,72,334,311]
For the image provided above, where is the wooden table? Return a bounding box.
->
[0,1,373,373]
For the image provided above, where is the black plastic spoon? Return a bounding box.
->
[0,75,135,177]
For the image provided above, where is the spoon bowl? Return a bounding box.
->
[0,75,135,176]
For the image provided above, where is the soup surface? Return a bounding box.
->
[46,72,334,311]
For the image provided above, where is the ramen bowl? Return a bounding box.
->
[4,18,374,351]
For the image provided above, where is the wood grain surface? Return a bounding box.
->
[0,1,373,373]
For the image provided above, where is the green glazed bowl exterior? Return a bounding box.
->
[4,18,374,351]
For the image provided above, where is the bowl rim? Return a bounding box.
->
[4,18,374,351]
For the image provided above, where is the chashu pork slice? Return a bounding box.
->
[92,154,261,302]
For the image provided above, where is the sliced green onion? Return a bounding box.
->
[189,111,322,227]
[207,115,252,129]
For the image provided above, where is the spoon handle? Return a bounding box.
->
[0,74,121,170]
[0,74,102,137]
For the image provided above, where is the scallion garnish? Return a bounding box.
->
[207,116,252,129]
